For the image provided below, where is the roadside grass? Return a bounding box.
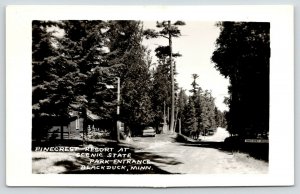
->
[230,151,268,173]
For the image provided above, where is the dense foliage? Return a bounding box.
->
[144,21,185,132]
[32,20,153,139]
[32,20,227,141]
[178,75,226,137]
[212,22,270,138]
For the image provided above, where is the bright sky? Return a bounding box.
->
[48,21,229,111]
[143,21,229,112]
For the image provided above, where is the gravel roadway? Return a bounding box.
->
[129,128,268,174]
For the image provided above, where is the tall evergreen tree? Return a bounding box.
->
[190,74,199,99]
[144,21,185,133]
[179,75,220,137]
[106,21,155,135]
[176,88,189,133]
[32,20,155,140]
[151,60,172,130]
[194,87,203,134]
[212,22,270,137]
[183,96,197,136]
[32,20,75,140]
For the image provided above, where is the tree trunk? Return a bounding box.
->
[168,20,175,134]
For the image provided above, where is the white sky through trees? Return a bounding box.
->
[143,21,229,112]
[47,21,230,112]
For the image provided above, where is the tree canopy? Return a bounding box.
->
[212,22,270,137]
[32,20,154,139]
[32,20,227,141]
[144,21,185,132]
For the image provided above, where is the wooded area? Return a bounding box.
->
[212,22,270,139]
[32,20,268,142]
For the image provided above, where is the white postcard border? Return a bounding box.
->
[6,5,294,187]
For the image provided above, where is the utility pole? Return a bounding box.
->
[174,107,179,133]
[163,101,166,125]
[178,118,181,135]
[167,107,170,125]
[116,77,120,142]
[168,20,175,134]
[162,101,167,134]
[117,77,120,115]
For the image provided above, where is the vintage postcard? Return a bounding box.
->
[6,5,294,186]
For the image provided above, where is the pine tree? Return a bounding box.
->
[200,90,217,134]
[179,75,220,137]
[151,60,171,129]
[190,74,199,99]
[212,22,270,137]
[106,21,155,135]
[32,20,155,140]
[176,88,188,133]
[183,97,197,136]
[144,21,185,133]
[194,87,203,134]
[32,20,74,140]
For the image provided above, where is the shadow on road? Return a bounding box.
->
[131,150,182,166]
[61,147,175,174]
[33,139,176,174]
[54,160,79,171]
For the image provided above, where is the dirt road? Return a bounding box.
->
[32,128,268,174]
[129,128,268,174]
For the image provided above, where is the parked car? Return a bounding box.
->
[207,128,215,136]
[142,126,156,137]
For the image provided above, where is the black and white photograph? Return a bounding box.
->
[6,5,294,187]
[31,20,269,174]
